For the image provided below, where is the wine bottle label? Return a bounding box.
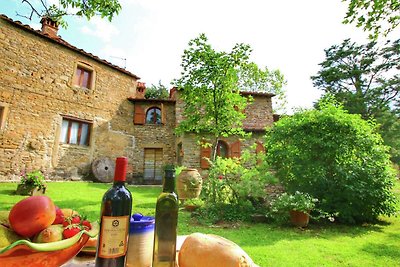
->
[98,215,129,258]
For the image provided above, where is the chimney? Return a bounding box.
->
[40,17,59,38]
[135,82,146,99]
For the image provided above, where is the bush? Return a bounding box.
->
[265,101,398,224]
[198,147,277,223]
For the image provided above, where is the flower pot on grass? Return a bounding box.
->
[15,170,47,196]
[289,210,310,227]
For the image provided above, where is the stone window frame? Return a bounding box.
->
[145,106,162,125]
[60,115,92,147]
[71,61,96,90]
[0,102,10,130]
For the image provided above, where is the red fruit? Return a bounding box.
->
[52,206,64,225]
[81,220,92,230]
[71,216,81,224]
[62,220,70,227]
[9,196,56,237]
[62,225,81,239]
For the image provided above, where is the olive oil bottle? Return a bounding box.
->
[152,168,179,267]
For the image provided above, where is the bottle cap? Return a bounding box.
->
[114,157,128,182]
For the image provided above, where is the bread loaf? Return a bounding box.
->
[178,233,257,267]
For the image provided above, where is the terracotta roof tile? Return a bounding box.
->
[0,14,140,79]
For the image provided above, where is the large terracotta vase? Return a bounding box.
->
[177,168,203,200]
[289,210,310,227]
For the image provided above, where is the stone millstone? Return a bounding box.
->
[92,157,115,183]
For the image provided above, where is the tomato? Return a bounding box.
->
[71,216,81,224]
[9,196,56,237]
[81,220,92,230]
[63,225,82,239]
[52,206,65,225]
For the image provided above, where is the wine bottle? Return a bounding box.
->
[95,157,132,267]
[152,167,179,267]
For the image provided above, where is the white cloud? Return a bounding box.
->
[79,17,119,43]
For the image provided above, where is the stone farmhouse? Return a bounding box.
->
[0,15,274,184]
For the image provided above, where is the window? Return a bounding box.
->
[72,62,95,89]
[74,67,92,89]
[146,107,162,124]
[0,107,4,129]
[216,140,229,158]
[60,117,91,146]
[0,103,9,130]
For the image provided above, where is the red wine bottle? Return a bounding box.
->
[95,157,132,267]
[152,167,179,267]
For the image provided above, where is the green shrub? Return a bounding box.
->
[198,147,277,223]
[19,170,47,191]
[265,101,398,224]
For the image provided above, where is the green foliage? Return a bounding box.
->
[342,0,400,39]
[265,100,398,224]
[271,191,318,213]
[174,33,285,160]
[312,39,400,163]
[19,0,121,28]
[19,170,47,191]
[196,147,277,223]
[145,81,170,100]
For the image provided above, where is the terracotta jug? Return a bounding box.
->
[177,168,202,200]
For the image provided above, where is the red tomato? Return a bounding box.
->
[71,216,81,224]
[9,196,56,237]
[81,220,92,230]
[63,226,82,239]
[52,206,65,225]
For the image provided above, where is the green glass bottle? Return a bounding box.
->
[95,157,132,267]
[152,168,179,267]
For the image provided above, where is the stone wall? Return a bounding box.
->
[129,100,176,183]
[0,18,138,180]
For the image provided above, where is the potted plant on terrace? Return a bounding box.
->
[271,191,318,227]
[16,170,47,196]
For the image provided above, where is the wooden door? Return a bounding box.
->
[144,148,163,184]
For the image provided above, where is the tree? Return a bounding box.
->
[145,81,170,100]
[237,62,287,113]
[174,34,285,160]
[265,101,398,224]
[342,0,400,39]
[311,38,400,162]
[312,38,399,118]
[16,0,121,28]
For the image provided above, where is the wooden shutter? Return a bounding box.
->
[230,140,241,158]
[200,145,212,169]
[256,142,265,154]
[161,103,166,124]
[134,105,145,125]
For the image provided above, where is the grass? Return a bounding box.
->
[0,180,399,267]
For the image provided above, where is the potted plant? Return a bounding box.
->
[16,170,47,196]
[182,198,204,212]
[271,191,318,227]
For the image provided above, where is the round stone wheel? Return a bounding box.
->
[92,157,115,183]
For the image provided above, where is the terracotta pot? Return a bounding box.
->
[177,168,202,200]
[289,210,310,227]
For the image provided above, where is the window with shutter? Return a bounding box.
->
[134,105,145,125]
[230,140,241,158]
[200,145,212,169]
[256,142,265,154]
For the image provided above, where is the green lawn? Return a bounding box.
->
[0,181,399,267]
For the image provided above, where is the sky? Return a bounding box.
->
[1,0,397,113]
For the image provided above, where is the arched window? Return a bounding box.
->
[146,107,162,124]
[216,140,228,158]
